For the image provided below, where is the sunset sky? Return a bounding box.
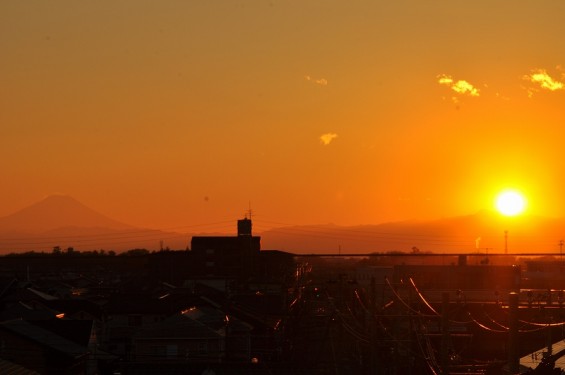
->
[2,1,565,233]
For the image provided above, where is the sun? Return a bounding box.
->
[495,190,526,216]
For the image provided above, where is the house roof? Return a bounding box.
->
[134,312,223,340]
[183,305,252,332]
[0,301,56,321]
[30,320,93,348]
[104,291,201,315]
[26,287,57,300]
[0,283,54,304]
[0,358,40,375]
[134,305,252,340]
[0,320,88,358]
[42,299,104,320]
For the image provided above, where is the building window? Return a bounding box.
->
[206,248,215,255]
[206,261,215,267]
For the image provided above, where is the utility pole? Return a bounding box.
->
[440,292,450,375]
[508,292,519,374]
[369,277,378,374]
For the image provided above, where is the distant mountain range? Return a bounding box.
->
[259,211,565,255]
[0,195,564,255]
[0,195,189,253]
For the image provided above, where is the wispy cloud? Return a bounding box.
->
[437,74,480,97]
[320,133,338,146]
[305,75,328,86]
[523,69,564,91]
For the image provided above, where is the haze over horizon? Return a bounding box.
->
[1,194,564,255]
[2,1,565,232]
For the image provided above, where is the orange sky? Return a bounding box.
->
[1,1,565,232]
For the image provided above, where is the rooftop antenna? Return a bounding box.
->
[247,201,253,220]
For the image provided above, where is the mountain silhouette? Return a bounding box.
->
[259,211,565,254]
[0,195,131,234]
[0,195,189,253]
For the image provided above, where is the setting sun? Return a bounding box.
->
[495,190,526,217]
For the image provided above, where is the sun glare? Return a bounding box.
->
[495,190,526,216]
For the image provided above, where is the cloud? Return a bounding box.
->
[523,69,564,91]
[437,74,480,97]
[438,75,454,85]
[320,133,338,145]
[305,75,328,86]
